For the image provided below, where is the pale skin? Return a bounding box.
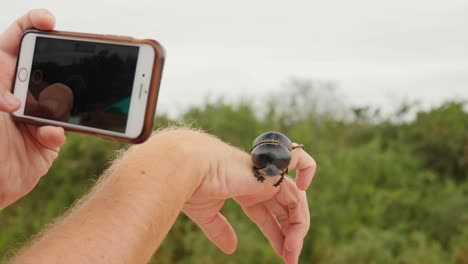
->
[1,10,317,264]
[0,9,67,210]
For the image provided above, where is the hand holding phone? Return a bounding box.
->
[12,29,165,143]
[0,8,165,209]
[0,9,68,209]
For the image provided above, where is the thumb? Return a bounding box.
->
[0,91,20,112]
[186,211,238,254]
[0,9,55,56]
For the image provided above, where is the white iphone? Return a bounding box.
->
[12,30,165,143]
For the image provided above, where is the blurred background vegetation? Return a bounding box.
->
[1,79,467,264]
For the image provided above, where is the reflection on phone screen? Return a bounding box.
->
[24,37,139,133]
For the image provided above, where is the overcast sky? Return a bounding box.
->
[2,0,468,116]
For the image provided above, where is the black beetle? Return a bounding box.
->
[250,131,303,187]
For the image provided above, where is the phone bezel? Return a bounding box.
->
[12,31,156,140]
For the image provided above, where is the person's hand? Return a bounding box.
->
[0,9,66,209]
[179,131,316,264]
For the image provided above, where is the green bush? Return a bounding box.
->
[1,83,467,263]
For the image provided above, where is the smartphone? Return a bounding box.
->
[12,30,165,144]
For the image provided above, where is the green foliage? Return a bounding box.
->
[0,134,124,259]
[404,102,468,180]
[1,82,467,263]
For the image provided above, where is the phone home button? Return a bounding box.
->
[18,68,28,82]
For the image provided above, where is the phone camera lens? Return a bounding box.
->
[32,70,43,84]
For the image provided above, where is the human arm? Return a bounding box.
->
[12,128,316,264]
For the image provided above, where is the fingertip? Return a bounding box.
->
[291,149,316,191]
[223,237,238,255]
[296,174,311,191]
[283,239,303,264]
[30,8,55,30]
[0,91,21,112]
[38,126,66,149]
[197,212,238,255]
[219,225,238,255]
[283,249,300,264]
[53,126,66,146]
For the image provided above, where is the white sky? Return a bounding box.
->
[2,0,468,116]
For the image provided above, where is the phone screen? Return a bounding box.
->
[25,37,139,133]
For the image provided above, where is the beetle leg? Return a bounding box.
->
[292,143,304,150]
[273,173,285,187]
[253,168,265,183]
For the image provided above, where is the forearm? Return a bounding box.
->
[13,129,207,263]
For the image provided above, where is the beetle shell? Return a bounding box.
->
[251,131,294,151]
[250,131,293,176]
[250,131,303,187]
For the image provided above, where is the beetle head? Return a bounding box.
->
[251,143,292,174]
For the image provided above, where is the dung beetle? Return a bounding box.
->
[250,131,304,187]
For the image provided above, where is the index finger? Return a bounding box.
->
[288,146,317,191]
[0,9,55,56]
[282,189,309,264]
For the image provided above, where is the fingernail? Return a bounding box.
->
[38,9,55,25]
[1,91,20,108]
[39,8,52,18]
[44,10,54,21]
